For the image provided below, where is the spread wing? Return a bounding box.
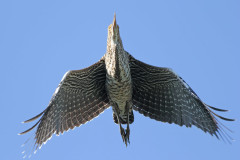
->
[19,59,110,150]
[129,55,234,140]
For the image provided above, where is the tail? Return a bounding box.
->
[113,111,134,124]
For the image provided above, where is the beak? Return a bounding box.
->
[112,13,117,31]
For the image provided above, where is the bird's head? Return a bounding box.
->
[107,13,123,50]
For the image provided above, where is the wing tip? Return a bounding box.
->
[21,109,46,124]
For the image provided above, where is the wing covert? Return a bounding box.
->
[20,59,110,149]
[129,55,233,139]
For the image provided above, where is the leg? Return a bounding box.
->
[125,114,130,144]
[113,105,126,143]
[124,104,130,145]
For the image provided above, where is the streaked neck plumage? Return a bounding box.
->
[105,14,130,81]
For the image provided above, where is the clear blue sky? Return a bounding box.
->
[1,0,239,160]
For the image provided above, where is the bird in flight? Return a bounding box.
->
[20,14,234,154]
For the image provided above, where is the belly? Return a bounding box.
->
[106,77,132,112]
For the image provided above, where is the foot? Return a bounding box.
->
[125,126,130,145]
[120,125,125,142]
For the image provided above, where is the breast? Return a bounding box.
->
[106,74,132,105]
[104,49,132,105]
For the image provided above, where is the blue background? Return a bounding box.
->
[1,0,239,159]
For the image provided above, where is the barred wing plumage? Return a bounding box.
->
[19,59,110,149]
[129,55,233,139]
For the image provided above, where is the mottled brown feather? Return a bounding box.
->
[20,59,110,150]
[129,54,233,139]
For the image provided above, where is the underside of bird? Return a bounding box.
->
[19,14,234,157]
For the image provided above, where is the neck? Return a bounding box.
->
[105,39,129,81]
